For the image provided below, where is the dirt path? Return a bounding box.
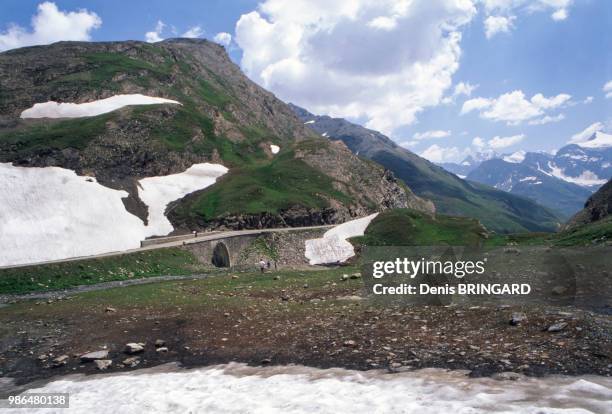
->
[0,274,211,304]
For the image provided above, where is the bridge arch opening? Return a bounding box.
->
[212,242,231,268]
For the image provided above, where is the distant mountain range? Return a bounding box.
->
[290,104,562,233]
[438,132,612,218]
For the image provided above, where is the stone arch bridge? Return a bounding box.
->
[141,226,331,269]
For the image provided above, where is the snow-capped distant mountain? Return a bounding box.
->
[467,158,592,218]
[437,131,612,217]
[439,151,499,178]
[528,132,612,188]
[458,132,612,217]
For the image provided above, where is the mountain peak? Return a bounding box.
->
[576,131,612,149]
[502,150,526,164]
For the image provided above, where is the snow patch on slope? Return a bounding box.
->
[305,213,378,265]
[0,163,227,266]
[138,164,228,237]
[270,144,280,154]
[0,163,146,267]
[547,162,607,186]
[20,94,181,119]
[13,363,612,414]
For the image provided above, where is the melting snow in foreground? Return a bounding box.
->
[20,94,180,119]
[138,163,228,236]
[305,213,378,265]
[0,163,226,266]
[8,363,612,414]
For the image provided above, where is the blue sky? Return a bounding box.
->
[1,0,610,162]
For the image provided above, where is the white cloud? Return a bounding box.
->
[399,140,419,148]
[235,0,477,135]
[420,144,467,163]
[413,130,451,140]
[551,8,568,20]
[461,90,570,124]
[472,136,485,148]
[0,1,101,52]
[453,82,477,97]
[603,81,612,99]
[182,26,203,38]
[568,122,604,144]
[488,133,525,149]
[583,96,593,104]
[528,113,565,125]
[484,15,515,38]
[213,32,232,46]
[481,0,573,21]
[442,81,478,104]
[145,20,165,43]
[480,1,573,38]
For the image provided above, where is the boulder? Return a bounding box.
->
[509,312,527,326]
[94,359,112,370]
[124,343,145,354]
[80,350,109,362]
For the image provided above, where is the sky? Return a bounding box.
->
[1,0,610,163]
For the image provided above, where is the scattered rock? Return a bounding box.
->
[155,339,166,347]
[341,274,349,281]
[551,286,568,296]
[52,355,69,367]
[80,350,109,362]
[547,322,568,332]
[122,357,141,367]
[510,312,527,326]
[124,343,145,354]
[94,359,112,370]
[303,284,309,289]
[349,273,361,279]
[156,347,168,353]
[231,275,239,279]
[493,372,522,381]
[37,354,48,361]
[105,307,117,313]
[273,276,281,281]
[261,358,272,364]
[338,295,364,302]
[343,340,357,347]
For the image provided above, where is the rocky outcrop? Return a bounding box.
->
[565,179,612,229]
[296,139,434,217]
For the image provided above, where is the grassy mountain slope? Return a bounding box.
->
[353,209,488,247]
[290,104,562,233]
[0,39,431,231]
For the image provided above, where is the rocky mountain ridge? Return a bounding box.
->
[290,104,562,233]
[0,39,430,233]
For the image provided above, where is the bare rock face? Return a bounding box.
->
[565,179,612,229]
[296,139,435,217]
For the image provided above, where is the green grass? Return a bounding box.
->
[554,217,612,246]
[172,150,352,221]
[353,208,488,247]
[0,248,208,295]
[0,112,114,154]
